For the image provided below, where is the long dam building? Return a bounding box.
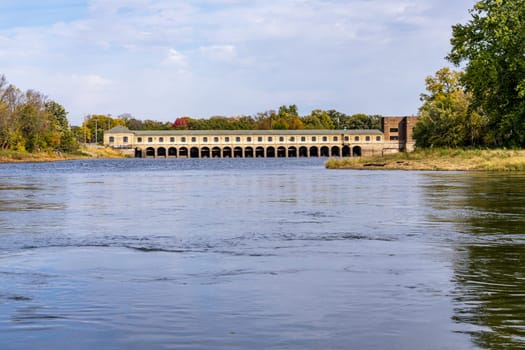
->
[104,116,417,158]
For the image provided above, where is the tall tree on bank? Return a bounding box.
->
[447,0,525,147]
[413,67,486,148]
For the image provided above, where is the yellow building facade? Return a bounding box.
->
[104,117,416,158]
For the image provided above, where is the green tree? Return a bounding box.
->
[45,101,78,152]
[236,116,257,129]
[0,75,78,153]
[0,76,18,149]
[302,113,324,129]
[274,105,304,130]
[447,0,525,147]
[326,110,346,129]
[142,119,172,130]
[187,118,208,130]
[207,116,234,130]
[71,126,90,144]
[83,114,125,144]
[413,67,486,148]
[17,90,50,152]
[303,109,334,129]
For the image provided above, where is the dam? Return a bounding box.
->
[103,116,417,158]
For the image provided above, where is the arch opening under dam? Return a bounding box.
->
[138,145,371,159]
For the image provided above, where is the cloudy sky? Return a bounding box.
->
[0,0,476,125]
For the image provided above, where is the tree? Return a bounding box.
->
[17,90,50,152]
[173,117,190,129]
[413,67,486,148]
[0,75,78,152]
[0,78,25,150]
[83,114,126,144]
[326,110,346,129]
[45,101,78,152]
[234,116,257,130]
[274,105,304,130]
[142,119,172,130]
[447,0,525,147]
[303,110,334,129]
[254,110,276,129]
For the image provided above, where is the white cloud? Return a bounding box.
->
[199,45,237,63]
[166,49,187,66]
[72,73,113,90]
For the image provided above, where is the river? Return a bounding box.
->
[0,158,524,349]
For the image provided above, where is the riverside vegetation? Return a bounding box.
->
[325,149,525,171]
[0,145,126,163]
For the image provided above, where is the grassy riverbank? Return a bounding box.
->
[0,145,126,163]
[325,149,525,171]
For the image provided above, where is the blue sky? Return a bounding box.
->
[0,0,477,125]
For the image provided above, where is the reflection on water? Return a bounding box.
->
[0,160,525,349]
[423,173,525,349]
[453,244,525,349]
[0,181,63,212]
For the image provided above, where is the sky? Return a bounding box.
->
[0,0,477,126]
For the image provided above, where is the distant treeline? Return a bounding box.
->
[80,105,383,144]
[0,75,78,153]
[0,74,383,150]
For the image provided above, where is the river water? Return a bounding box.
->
[0,158,524,350]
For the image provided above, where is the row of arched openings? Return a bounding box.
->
[137,146,362,158]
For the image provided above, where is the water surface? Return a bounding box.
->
[0,158,524,349]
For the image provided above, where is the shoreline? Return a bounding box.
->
[0,146,126,163]
[3,148,525,172]
[325,149,525,171]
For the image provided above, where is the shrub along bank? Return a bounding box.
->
[325,149,525,171]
